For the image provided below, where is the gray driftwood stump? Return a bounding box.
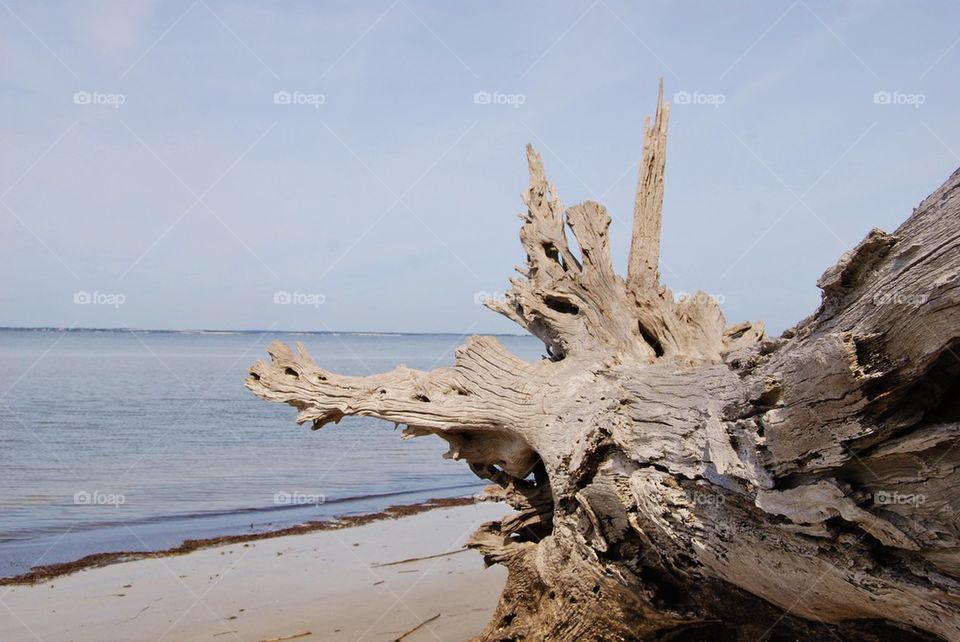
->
[247,84,960,641]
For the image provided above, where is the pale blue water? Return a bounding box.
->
[0,329,542,578]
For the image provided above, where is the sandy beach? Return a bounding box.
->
[0,502,510,642]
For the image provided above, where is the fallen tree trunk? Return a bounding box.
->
[247,82,960,641]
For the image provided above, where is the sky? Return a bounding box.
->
[1,0,958,335]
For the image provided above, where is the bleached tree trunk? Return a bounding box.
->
[247,82,960,641]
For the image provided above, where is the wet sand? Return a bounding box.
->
[0,501,510,641]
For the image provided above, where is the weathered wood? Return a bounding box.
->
[247,84,960,641]
[628,77,669,293]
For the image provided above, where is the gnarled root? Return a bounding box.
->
[248,83,960,641]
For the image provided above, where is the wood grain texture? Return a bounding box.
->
[247,85,960,641]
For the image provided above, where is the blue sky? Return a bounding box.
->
[1,0,958,334]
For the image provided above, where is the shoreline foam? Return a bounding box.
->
[0,496,477,587]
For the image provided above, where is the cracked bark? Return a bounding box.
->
[247,83,960,641]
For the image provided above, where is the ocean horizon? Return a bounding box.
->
[0,326,532,337]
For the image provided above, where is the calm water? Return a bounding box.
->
[0,329,542,577]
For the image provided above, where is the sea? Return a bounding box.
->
[0,329,543,578]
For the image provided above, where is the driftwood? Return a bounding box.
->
[247,82,960,641]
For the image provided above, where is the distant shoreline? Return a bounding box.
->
[0,496,480,587]
[0,326,531,337]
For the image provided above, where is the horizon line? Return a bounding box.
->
[0,325,533,338]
